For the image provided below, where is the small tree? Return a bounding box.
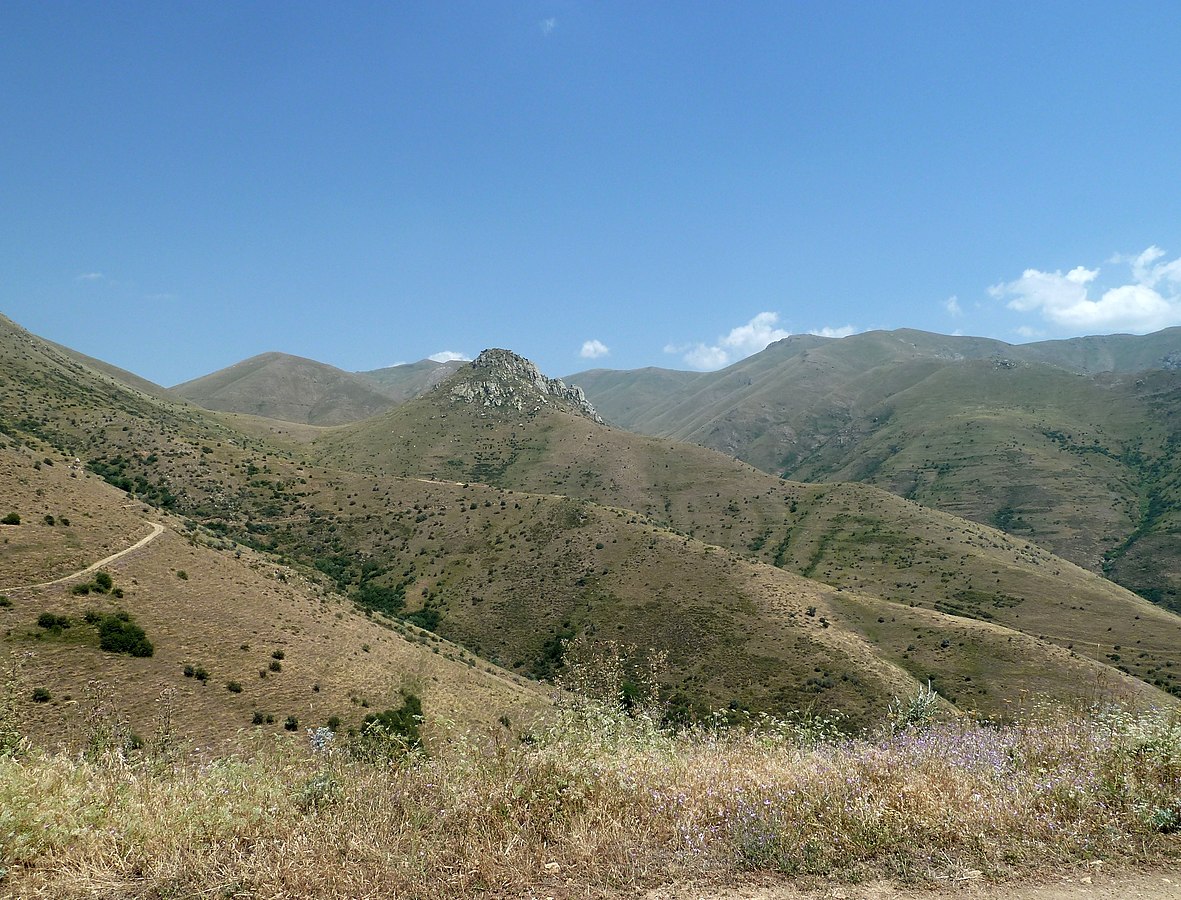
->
[1,513,20,526]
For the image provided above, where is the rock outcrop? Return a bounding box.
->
[447,349,604,423]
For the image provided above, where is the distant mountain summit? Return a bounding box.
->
[447,349,604,423]
[172,351,398,425]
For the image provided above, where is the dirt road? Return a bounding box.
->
[641,867,1181,899]
[1,520,165,592]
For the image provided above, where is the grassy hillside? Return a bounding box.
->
[313,356,1181,712]
[172,351,399,425]
[571,328,1181,610]
[0,318,912,728]
[2,313,1179,743]
[357,358,466,402]
[0,439,541,754]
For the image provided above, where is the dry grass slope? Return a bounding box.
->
[3,695,1181,898]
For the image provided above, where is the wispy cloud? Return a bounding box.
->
[428,350,470,363]
[76,272,105,282]
[945,295,962,317]
[809,325,857,339]
[579,339,609,359]
[666,311,791,371]
[539,17,556,36]
[991,245,1181,334]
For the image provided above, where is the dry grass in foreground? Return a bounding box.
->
[2,688,1180,898]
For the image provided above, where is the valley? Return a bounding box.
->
[4,312,1181,897]
[3,314,1180,748]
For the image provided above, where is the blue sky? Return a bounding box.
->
[4,2,1181,385]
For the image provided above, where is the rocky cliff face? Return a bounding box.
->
[447,349,605,423]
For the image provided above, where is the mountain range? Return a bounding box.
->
[3,312,1180,751]
[570,328,1181,612]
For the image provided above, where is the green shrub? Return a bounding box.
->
[271,649,285,660]
[351,581,405,616]
[404,607,442,631]
[360,693,423,752]
[70,584,91,595]
[43,515,55,526]
[0,596,11,608]
[36,612,69,630]
[98,614,153,657]
[226,681,243,693]
[268,660,282,673]
[176,570,188,580]
[93,572,113,593]
[251,711,265,726]
[31,687,51,703]
[283,715,299,732]
[2,512,20,526]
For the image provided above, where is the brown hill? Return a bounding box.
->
[172,351,398,425]
[0,437,541,754]
[311,350,1181,714]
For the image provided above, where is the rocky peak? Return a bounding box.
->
[447,349,604,423]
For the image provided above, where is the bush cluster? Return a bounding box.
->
[71,572,123,598]
[89,611,153,657]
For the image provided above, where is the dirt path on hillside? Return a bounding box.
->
[1,521,165,592]
[640,866,1181,900]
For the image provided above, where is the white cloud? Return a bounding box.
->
[1014,325,1042,339]
[991,247,1181,334]
[540,17,556,35]
[579,339,609,359]
[720,311,791,357]
[76,272,104,281]
[682,344,731,370]
[945,295,962,317]
[428,350,470,363]
[809,325,857,339]
[667,311,791,371]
